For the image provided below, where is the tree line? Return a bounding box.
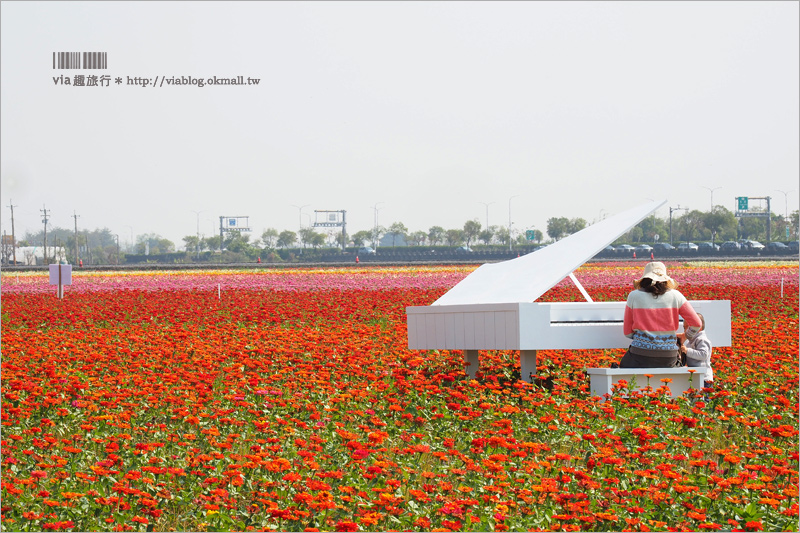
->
[14,205,798,264]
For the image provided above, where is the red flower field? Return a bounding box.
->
[1,262,798,531]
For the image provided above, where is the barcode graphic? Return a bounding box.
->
[52,52,107,69]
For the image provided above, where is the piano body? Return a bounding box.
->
[406,200,732,382]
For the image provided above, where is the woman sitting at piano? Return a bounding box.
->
[619,262,703,368]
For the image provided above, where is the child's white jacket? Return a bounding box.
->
[685,330,713,382]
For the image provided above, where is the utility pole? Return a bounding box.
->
[291,205,310,233]
[669,205,687,245]
[766,196,772,243]
[341,210,347,252]
[372,202,384,249]
[508,195,518,252]
[775,190,793,239]
[219,216,224,253]
[86,231,93,265]
[479,201,494,231]
[8,200,17,266]
[701,186,722,211]
[41,206,50,264]
[192,210,205,260]
[72,211,80,264]
[774,189,793,220]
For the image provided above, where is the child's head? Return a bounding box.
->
[685,313,705,339]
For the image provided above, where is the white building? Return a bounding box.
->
[9,246,67,266]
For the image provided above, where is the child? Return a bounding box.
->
[679,313,713,389]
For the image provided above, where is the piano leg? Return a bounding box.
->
[520,350,537,383]
[464,350,479,379]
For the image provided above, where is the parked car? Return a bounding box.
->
[358,246,376,255]
[593,245,616,259]
[741,240,765,251]
[720,241,741,252]
[455,246,473,254]
[766,242,789,253]
[697,242,719,252]
[652,243,675,252]
[677,242,699,252]
[616,244,635,253]
[635,244,653,253]
[789,241,799,253]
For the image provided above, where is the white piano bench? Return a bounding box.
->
[585,367,708,401]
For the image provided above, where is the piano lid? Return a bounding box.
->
[433,199,667,306]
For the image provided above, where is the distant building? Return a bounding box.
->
[380,234,408,247]
[10,246,67,265]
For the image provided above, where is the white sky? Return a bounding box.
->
[2,1,798,249]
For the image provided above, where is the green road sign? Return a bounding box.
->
[737,197,748,210]
[526,230,536,241]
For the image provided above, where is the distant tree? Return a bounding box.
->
[407,231,427,247]
[624,227,644,244]
[24,226,74,247]
[182,235,199,253]
[546,217,570,241]
[428,226,445,246]
[311,232,326,248]
[158,238,174,254]
[261,228,279,249]
[335,232,349,248]
[203,235,221,252]
[567,218,587,234]
[791,210,799,240]
[91,245,116,265]
[445,229,465,246]
[738,216,767,241]
[135,233,175,254]
[277,230,297,249]
[228,234,254,254]
[352,230,371,247]
[702,206,737,243]
[298,227,318,248]
[532,229,543,243]
[771,215,787,242]
[463,219,481,247]
[677,210,705,243]
[479,228,494,245]
[546,217,586,241]
[495,226,510,246]
[387,222,408,247]
[65,234,88,262]
[635,215,668,242]
[369,226,386,248]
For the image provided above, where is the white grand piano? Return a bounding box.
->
[406,200,731,385]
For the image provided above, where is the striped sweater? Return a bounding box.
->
[623,288,702,353]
